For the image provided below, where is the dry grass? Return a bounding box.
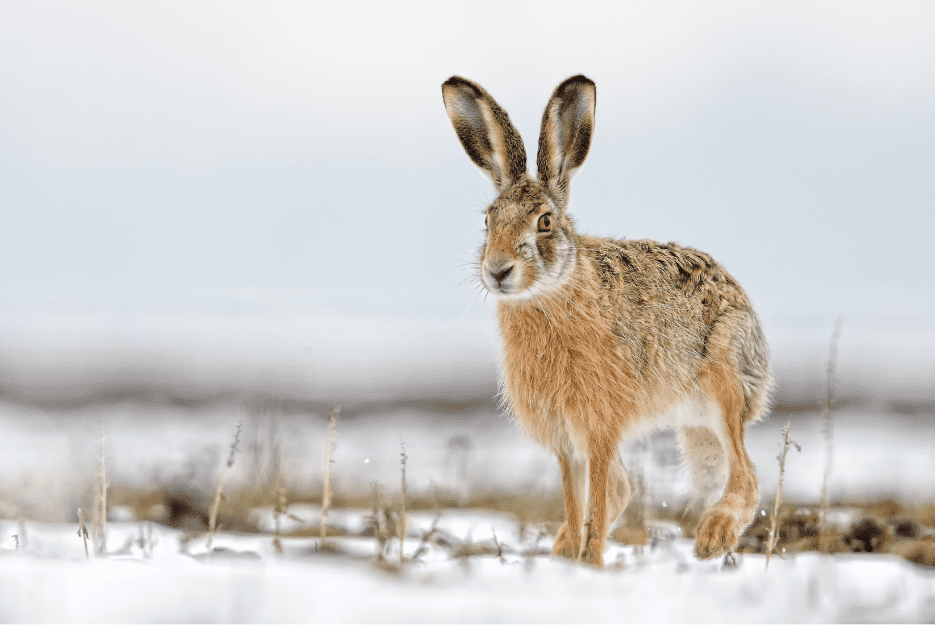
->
[91,419,109,555]
[739,499,935,566]
[99,478,935,568]
[59,467,935,571]
[321,406,339,545]
[399,438,408,564]
[819,315,844,552]
[77,507,89,559]
[765,414,799,568]
[207,419,242,548]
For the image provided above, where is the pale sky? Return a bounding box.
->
[1,1,933,320]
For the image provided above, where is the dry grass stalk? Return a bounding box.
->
[765,414,800,569]
[321,405,340,545]
[208,419,242,549]
[93,419,108,555]
[370,481,390,562]
[409,513,442,562]
[819,315,844,553]
[270,400,287,554]
[140,522,154,559]
[400,438,408,564]
[77,508,89,559]
[273,468,287,554]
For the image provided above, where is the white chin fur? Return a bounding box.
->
[480,271,526,300]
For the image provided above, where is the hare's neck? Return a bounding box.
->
[496,263,605,354]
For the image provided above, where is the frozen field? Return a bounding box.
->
[4,506,935,622]
[2,394,935,622]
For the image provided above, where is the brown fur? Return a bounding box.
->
[442,75,772,565]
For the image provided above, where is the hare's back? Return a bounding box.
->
[584,236,769,406]
[586,236,752,317]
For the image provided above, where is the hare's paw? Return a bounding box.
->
[551,522,581,559]
[694,509,739,560]
[577,522,605,567]
[578,538,605,567]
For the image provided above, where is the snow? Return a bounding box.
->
[2,517,935,623]
[0,403,934,621]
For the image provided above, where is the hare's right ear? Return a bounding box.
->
[442,76,527,193]
[536,75,596,208]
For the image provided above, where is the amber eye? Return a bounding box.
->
[537,214,552,232]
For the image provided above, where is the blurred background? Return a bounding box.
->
[0,1,933,520]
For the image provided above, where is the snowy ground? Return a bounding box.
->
[3,508,935,623]
[2,397,935,622]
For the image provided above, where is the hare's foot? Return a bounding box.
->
[694,508,739,560]
[578,540,604,567]
[577,522,604,567]
[552,521,581,559]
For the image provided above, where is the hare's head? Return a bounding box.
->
[442,75,596,300]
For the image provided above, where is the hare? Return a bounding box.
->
[441,74,772,566]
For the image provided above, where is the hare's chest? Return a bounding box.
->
[497,308,635,446]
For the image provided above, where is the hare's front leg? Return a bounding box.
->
[579,437,618,566]
[552,451,586,559]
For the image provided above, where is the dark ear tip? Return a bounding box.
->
[558,74,596,90]
[442,76,479,94]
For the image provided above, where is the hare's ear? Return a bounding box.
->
[442,76,527,193]
[536,75,596,208]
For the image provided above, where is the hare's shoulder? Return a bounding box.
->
[580,235,750,309]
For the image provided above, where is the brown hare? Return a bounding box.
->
[441,75,772,566]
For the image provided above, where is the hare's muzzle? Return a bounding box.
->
[483,260,517,294]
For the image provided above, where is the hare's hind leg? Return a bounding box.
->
[678,425,729,511]
[693,361,760,560]
[606,452,633,530]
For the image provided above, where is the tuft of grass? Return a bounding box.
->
[208,419,242,548]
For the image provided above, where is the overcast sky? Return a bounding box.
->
[1,1,933,321]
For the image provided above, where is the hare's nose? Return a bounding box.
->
[489,263,514,284]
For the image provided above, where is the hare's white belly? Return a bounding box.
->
[557,391,726,461]
[627,392,727,441]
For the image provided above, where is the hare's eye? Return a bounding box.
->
[537,214,552,232]
[484,215,488,229]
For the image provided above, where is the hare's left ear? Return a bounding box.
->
[536,75,596,208]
